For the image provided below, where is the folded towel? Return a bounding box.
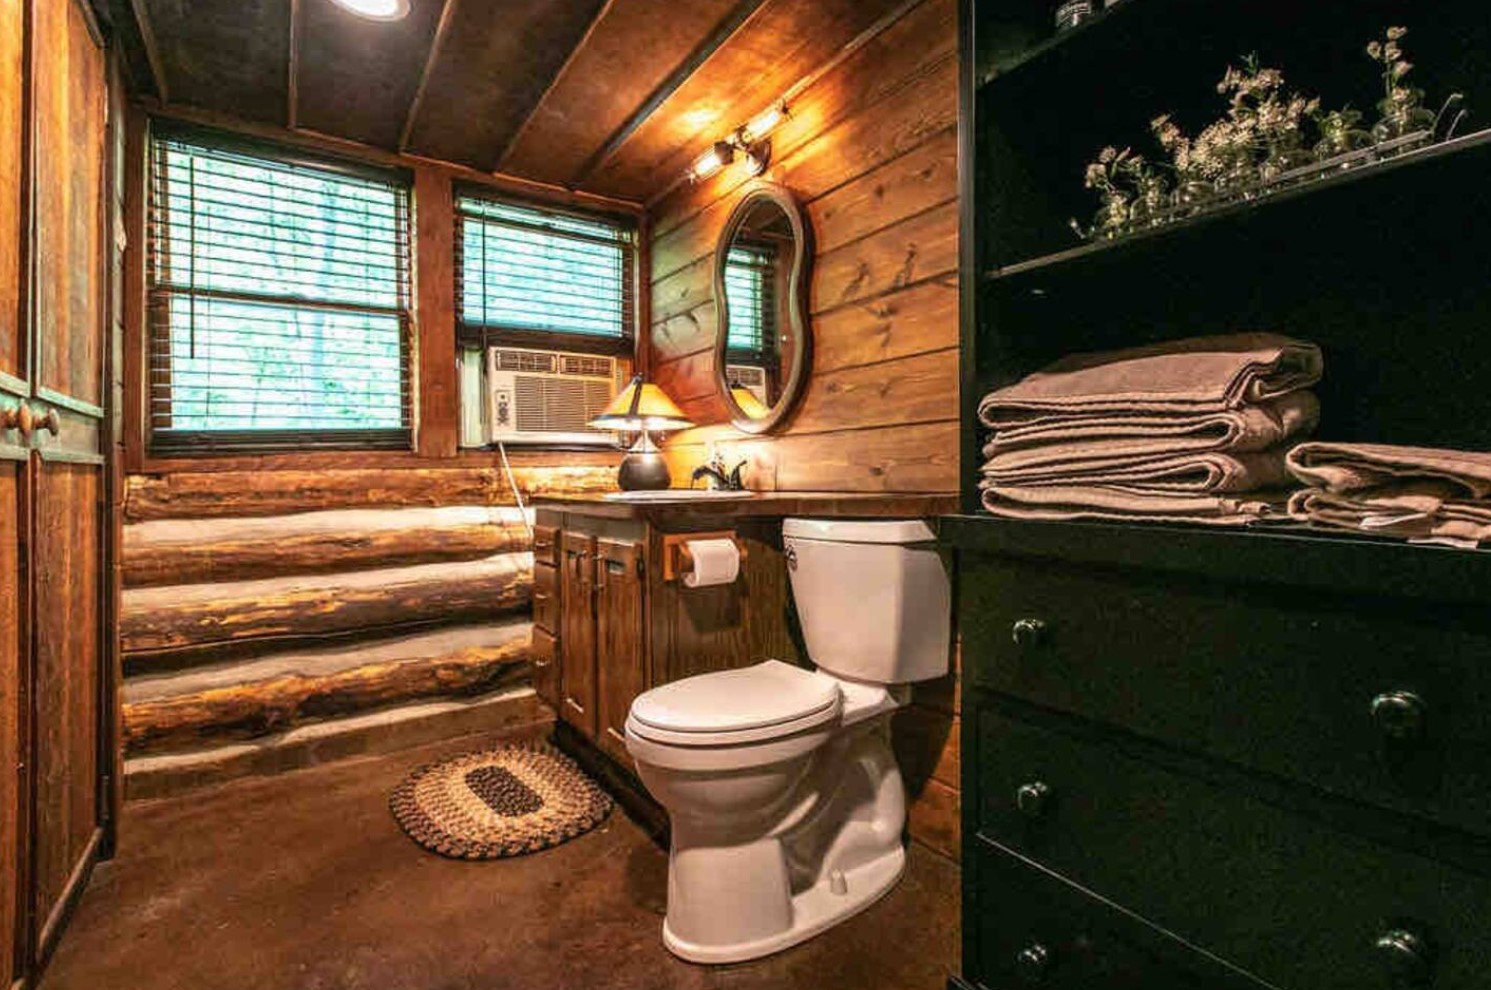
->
[1285,442,1491,499]
[979,333,1324,426]
[1285,442,1491,545]
[981,449,1292,494]
[983,391,1319,462]
[981,482,1288,526]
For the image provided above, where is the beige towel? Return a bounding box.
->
[1285,443,1491,545]
[984,391,1319,462]
[980,333,1324,426]
[1285,442,1491,498]
[981,482,1288,526]
[982,449,1292,494]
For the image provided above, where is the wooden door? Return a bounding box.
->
[559,532,597,739]
[0,0,25,983]
[25,0,108,967]
[595,539,644,765]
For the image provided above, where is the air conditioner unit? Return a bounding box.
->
[726,363,769,405]
[486,346,621,445]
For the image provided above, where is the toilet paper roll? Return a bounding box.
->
[683,538,740,588]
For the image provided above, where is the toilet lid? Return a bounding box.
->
[629,660,841,739]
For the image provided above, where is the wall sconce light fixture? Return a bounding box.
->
[689,101,789,182]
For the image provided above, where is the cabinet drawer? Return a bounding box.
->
[975,706,1491,990]
[533,525,559,567]
[533,562,558,632]
[962,555,1491,837]
[969,838,1260,990]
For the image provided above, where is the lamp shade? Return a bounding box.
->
[589,375,694,432]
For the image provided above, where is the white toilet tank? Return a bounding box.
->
[782,518,950,685]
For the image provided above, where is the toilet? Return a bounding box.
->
[624,518,951,963]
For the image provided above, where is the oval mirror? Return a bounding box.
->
[712,182,812,434]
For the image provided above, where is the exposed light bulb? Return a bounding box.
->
[690,141,735,182]
[329,0,411,21]
[739,102,788,145]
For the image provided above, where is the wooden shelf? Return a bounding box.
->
[986,127,1491,285]
[939,514,1491,608]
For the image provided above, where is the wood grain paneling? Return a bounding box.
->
[33,0,106,407]
[295,0,446,147]
[645,0,960,500]
[498,0,743,185]
[0,0,21,390]
[413,169,459,459]
[123,506,531,587]
[585,0,909,199]
[403,0,608,169]
[595,537,643,765]
[31,463,102,938]
[123,630,531,754]
[0,461,21,990]
[123,465,616,521]
[120,551,533,661]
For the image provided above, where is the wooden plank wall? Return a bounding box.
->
[643,0,962,859]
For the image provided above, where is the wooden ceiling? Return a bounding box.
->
[107,0,912,203]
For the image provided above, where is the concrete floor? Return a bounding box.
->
[40,738,961,990]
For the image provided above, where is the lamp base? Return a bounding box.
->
[617,432,672,491]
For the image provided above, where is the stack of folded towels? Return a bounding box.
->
[1287,443,1491,548]
[978,332,1324,525]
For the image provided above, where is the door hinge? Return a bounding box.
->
[98,774,114,821]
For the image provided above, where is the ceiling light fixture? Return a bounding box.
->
[328,0,411,22]
[687,101,790,183]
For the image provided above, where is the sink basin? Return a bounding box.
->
[603,490,757,502]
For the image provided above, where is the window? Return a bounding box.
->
[455,194,636,354]
[146,124,413,453]
[723,243,779,358]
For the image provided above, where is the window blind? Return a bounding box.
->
[455,194,635,354]
[147,125,413,453]
[723,244,779,356]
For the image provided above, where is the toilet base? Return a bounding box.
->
[661,843,905,964]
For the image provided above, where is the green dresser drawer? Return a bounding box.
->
[961,553,1491,839]
[968,837,1262,990]
[973,705,1491,990]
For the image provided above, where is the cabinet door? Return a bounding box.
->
[595,539,644,765]
[26,0,107,964]
[0,452,24,989]
[559,532,597,739]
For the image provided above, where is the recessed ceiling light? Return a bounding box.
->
[329,0,410,21]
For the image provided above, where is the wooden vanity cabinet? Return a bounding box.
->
[533,505,798,771]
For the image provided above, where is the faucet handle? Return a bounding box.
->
[728,460,748,491]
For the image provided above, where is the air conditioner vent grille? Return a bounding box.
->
[560,354,614,379]
[513,376,615,434]
[494,349,557,373]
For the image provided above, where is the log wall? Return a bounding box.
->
[643,0,962,859]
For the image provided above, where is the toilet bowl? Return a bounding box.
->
[624,518,950,963]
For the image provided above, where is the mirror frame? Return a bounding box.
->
[711,181,812,435]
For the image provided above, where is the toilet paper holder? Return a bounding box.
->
[662,532,749,583]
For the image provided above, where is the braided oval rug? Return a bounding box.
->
[390,743,613,859]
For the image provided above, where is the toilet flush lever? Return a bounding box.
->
[784,544,798,570]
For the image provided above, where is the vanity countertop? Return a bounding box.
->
[531,491,958,521]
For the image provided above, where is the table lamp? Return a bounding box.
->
[589,374,694,491]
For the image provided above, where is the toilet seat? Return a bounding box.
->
[628,660,841,747]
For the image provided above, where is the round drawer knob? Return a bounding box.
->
[1015,781,1053,819]
[1371,690,1428,741]
[1374,927,1435,985]
[1014,941,1052,982]
[1011,617,1048,648]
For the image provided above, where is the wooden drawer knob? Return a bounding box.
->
[1374,926,1435,985]
[1371,690,1428,741]
[1011,617,1048,648]
[1014,941,1052,983]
